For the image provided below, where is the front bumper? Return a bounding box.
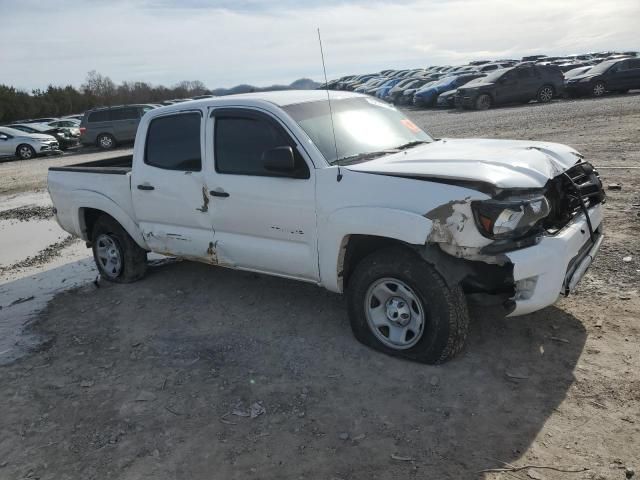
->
[505,204,604,316]
[455,93,478,108]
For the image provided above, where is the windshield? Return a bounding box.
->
[476,68,509,83]
[284,97,432,165]
[588,60,615,75]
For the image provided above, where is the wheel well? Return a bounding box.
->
[80,208,111,241]
[340,235,410,290]
[15,143,33,154]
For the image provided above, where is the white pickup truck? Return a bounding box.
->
[48,91,605,364]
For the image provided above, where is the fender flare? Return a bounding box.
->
[318,206,433,293]
[72,189,147,249]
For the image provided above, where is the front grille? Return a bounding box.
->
[544,161,605,232]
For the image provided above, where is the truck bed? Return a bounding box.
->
[49,155,133,175]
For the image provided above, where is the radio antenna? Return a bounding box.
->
[317,28,342,182]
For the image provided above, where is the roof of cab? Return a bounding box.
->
[149,89,364,115]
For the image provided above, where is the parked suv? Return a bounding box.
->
[455,65,564,110]
[80,104,157,149]
[565,58,640,97]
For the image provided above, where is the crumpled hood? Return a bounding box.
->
[347,138,582,189]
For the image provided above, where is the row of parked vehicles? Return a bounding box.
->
[0,97,219,159]
[322,51,640,110]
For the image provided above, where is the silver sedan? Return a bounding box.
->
[0,126,60,160]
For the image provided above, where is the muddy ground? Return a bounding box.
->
[0,95,639,480]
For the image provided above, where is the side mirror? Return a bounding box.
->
[0,134,8,141]
[262,146,295,173]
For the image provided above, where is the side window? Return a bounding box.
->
[214,114,309,178]
[88,110,110,123]
[624,59,640,70]
[111,107,139,121]
[145,113,201,171]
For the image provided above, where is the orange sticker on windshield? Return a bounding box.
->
[401,118,420,133]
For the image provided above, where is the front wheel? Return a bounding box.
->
[475,94,492,110]
[537,85,554,103]
[92,215,147,283]
[592,81,606,97]
[16,144,36,160]
[347,247,469,364]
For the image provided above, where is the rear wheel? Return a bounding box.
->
[97,133,116,150]
[592,81,606,97]
[475,94,492,110]
[92,215,147,283]
[537,85,554,103]
[347,247,469,364]
[16,144,36,160]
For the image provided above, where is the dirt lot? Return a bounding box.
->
[0,95,639,480]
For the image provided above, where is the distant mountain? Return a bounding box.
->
[210,78,319,96]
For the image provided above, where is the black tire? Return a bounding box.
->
[592,81,606,97]
[475,94,491,110]
[91,215,147,283]
[97,133,116,150]
[346,247,469,364]
[16,144,36,160]
[536,85,554,103]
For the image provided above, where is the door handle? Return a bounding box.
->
[209,190,229,198]
[137,184,155,191]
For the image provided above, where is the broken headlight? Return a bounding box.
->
[471,194,550,240]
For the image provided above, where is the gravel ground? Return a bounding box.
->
[0,95,638,480]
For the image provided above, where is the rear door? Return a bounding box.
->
[617,59,640,89]
[205,107,319,281]
[111,107,141,142]
[131,110,216,259]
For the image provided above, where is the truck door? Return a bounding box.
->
[205,107,319,281]
[131,110,216,260]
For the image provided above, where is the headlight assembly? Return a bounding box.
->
[471,194,550,240]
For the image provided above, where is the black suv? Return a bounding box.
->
[455,64,564,110]
[565,58,640,97]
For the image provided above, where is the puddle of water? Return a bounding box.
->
[0,253,97,365]
[0,218,67,267]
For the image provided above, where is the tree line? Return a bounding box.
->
[0,71,210,123]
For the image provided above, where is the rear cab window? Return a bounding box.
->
[145,112,202,171]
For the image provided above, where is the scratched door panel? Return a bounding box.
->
[206,175,318,280]
[131,111,215,260]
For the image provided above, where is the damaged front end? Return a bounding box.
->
[421,160,606,315]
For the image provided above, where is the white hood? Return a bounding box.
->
[347,138,582,189]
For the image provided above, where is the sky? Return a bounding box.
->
[0,0,638,91]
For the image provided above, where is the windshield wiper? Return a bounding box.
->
[395,140,430,150]
[331,150,399,166]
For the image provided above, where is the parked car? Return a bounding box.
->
[48,91,605,364]
[386,78,431,104]
[63,114,86,122]
[80,104,157,149]
[565,58,640,97]
[436,89,458,108]
[0,126,60,159]
[397,83,435,105]
[564,66,593,80]
[6,123,80,151]
[414,73,485,107]
[455,64,564,110]
[374,78,404,98]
